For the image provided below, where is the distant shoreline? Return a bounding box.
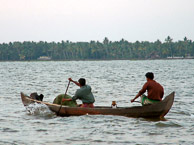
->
[0,57,194,62]
[1,36,193,61]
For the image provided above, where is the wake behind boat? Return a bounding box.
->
[21,92,175,118]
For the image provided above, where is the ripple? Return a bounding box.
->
[0,141,25,145]
[148,132,162,135]
[36,129,48,132]
[2,128,19,133]
[173,111,190,116]
[155,121,182,127]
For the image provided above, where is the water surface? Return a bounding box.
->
[0,60,194,144]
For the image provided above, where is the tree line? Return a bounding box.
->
[0,36,193,61]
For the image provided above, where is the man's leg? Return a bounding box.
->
[140,94,153,106]
[140,94,160,106]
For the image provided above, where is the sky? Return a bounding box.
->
[0,0,194,43]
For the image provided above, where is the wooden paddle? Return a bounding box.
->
[133,101,141,103]
[57,80,71,115]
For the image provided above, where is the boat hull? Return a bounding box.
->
[21,92,174,118]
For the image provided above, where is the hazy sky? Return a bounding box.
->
[0,0,194,43]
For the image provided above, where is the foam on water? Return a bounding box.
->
[25,103,54,117]
[190,114,194,118]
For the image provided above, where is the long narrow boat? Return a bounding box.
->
[21,92,175,118]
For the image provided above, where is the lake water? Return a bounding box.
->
[0,60,194,145]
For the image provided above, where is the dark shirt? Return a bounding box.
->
[72,85,95,104]
[139,80,164,101]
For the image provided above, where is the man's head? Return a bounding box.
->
[78,78,86,86]
[145,72,154,80]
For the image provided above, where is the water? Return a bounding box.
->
[0,60,194,145]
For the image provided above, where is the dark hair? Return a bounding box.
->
[145,72,154,80]
[78,78,86,86]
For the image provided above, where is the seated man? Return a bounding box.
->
[62,78,95,108]
[131,72,164,105]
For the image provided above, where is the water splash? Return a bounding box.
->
[25,103,54,117]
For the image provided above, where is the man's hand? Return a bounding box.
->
[131,94,139,103]
[68,78,73,82]
[68,78,80,87]
[131,98,135,103]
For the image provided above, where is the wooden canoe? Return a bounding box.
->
[21,92,175,118]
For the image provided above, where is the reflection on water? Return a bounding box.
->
[0,60,194,144]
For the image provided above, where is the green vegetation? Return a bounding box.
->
[0,36,193,61]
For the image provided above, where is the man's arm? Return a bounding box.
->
[131,92,141,103]
[62,89,79,102]
[68,78,80,87]
[131,83,147,103]
[62,98,72,102]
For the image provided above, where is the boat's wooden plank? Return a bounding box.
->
[21,92,174,118]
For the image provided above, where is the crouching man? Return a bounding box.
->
[62,78,95,108]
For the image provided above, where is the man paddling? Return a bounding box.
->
[131,72,164,105]
[62,78,95,108]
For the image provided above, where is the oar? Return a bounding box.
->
[57,80,71,115]
[133,101,141,103]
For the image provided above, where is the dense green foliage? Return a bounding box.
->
[0,36,193,61]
